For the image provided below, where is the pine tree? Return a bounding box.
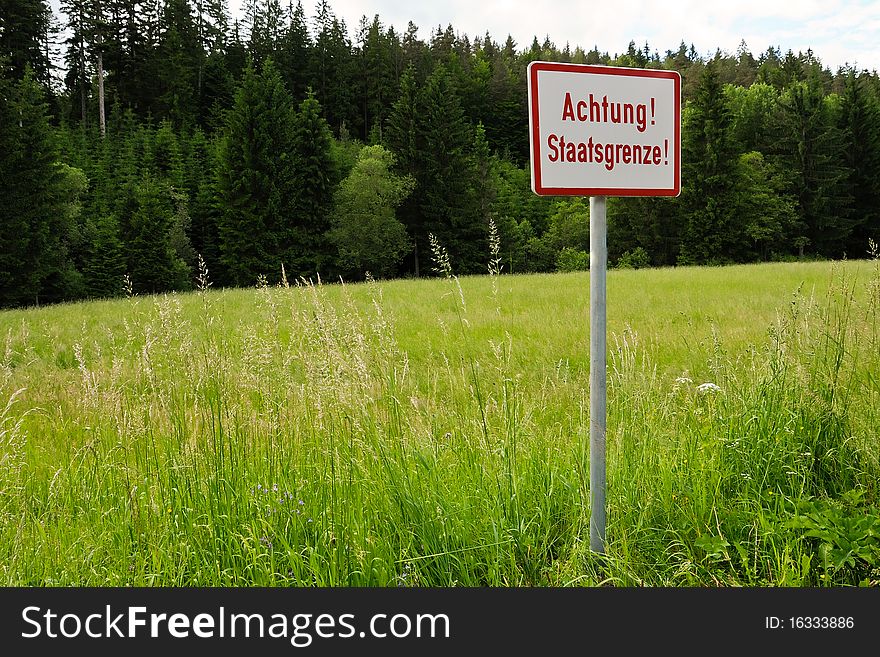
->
[198,50,234,130]
[0,0,53,85]
[777,76,852,256]
[0,67,67,307]
[86,0,108,137]
[126,175,189,293]
[289,92,337,277]
[242,0,283,66]
[357,14,394,141]
[385,65,423,273]
[60,0,92,125]
[216,59,298,286]
[311,2,354,134]
[186,130,222,275]
[277,0,311,102]
[146,120,185,188]
[678,62,743,264]
[417,64,482,273]
[82,212,125,297]
[471,121,497,243]
[838,70,880,256]
[225,20,247,80]
[158,0,202,128]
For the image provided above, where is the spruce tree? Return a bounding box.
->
[311,3,355,134]
[184,128,221,272]
[838,70,880,256]
[216,58,298,286]
[277,0,311,102]
[0,0,53,84]
[777,77,852,257]
[83,212,125,297]
[678,61,743,264]
[157,0,202,129]
[0,67,66,307]
[417,64,482,273]
[385,65,423,273]
[198,50,234,130]
[126,176,189,293]
[357,14,394,141]
[289,92,337,278]
[60,0,92,125]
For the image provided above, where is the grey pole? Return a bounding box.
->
[589,195,607,553]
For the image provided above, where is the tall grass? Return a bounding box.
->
[0,254,877,586]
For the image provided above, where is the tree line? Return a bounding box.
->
[1,0,879,307]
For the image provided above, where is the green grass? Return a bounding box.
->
[1,258,878,586]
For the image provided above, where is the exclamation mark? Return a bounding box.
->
[664,139,668,165]
[651,97,655,126]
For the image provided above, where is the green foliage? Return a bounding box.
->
[417,65,483,275]
[555,247,589,272]
[0,0,52,84]
[126,176,190,293]
[543,199,590,253]
[330,145,414,278]
[387,63,487,276]
[3,5,879,308]
[277,0,312,103]
[0,68,71,307]
[838,71,880,256]
[726,82,779,154]
[289,92,338,278]
[734,151,799,260]
[787,491,880,583]
[43,163,89,301]
[776,78,853,257]
[216,59,298,286]
[616,247,651,269]
[678,61,743,265]
[158,0,202,129]
[608,196,679,266]
[82,213,125,298]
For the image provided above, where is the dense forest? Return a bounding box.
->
[2,0,879,307]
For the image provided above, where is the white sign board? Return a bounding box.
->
[528,62,681,197]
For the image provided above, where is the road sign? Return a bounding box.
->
[528,62,681,197]
[528,62,682,553]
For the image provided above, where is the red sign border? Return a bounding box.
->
[528,61,681,197]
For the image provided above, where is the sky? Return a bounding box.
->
[225,0,880,73]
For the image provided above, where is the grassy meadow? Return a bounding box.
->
[0,257,878,586]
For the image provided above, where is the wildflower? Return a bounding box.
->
[396,562,414,587]
[675,376,693,385]
[697,382,721,394]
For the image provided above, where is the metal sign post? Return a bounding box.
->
[589,195,607,553]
